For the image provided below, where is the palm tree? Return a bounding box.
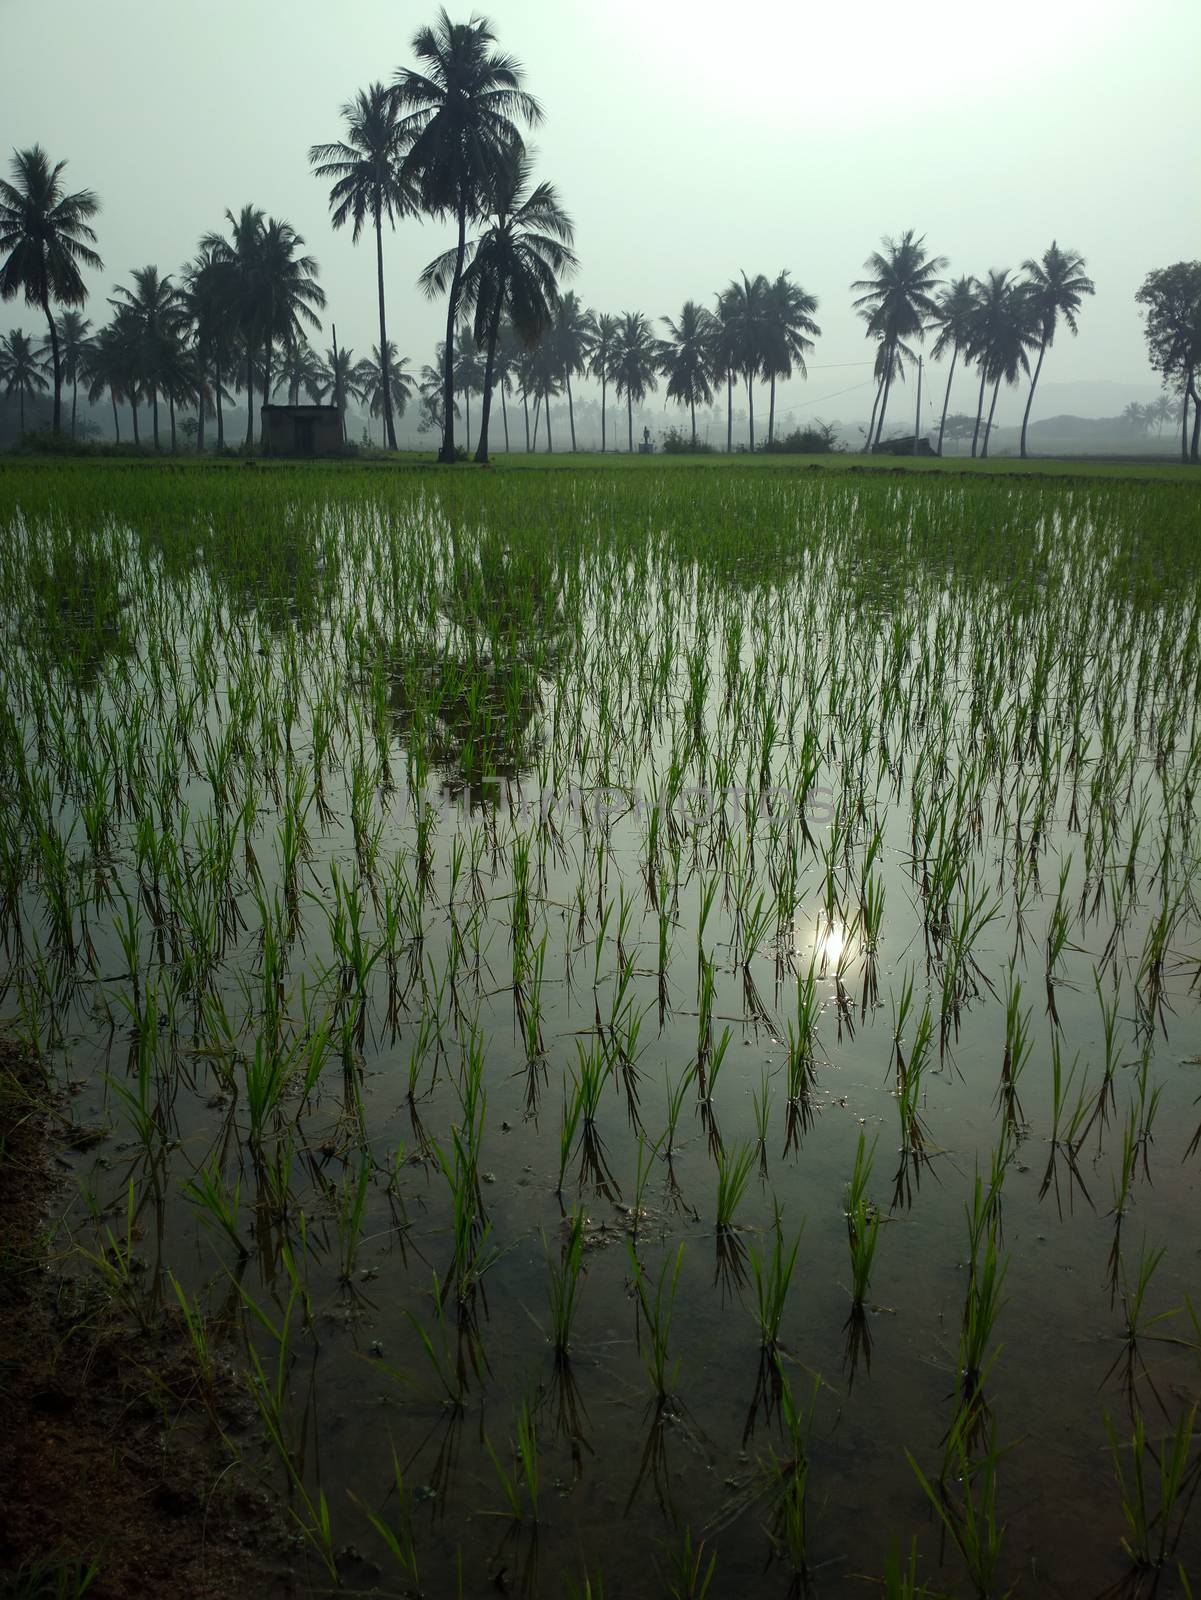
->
[710,293,739,453]
[968,270,1038,458]
[0,329,49,433]
[393,9,542,463]
[1018,242,1095,458]
[0,146,102,434]
[310,83,415,450]
[720,272,773,451]
[182,242,239,451]
[424,152,574,463]
[83,321,131,441]
[313,342,363,441]
[110,266,185,448]
[852,230,946,448]
[763,271,821,445]
[549,291,593,451]
[928,276,978,456]
[611,311,659,453]
[202,206,265,447]
[357,341,415,443]
[40,310,92,437]
[589,312,618,453]
[660,300,716,445]
[254,218,326,444]
[276,337,325,406]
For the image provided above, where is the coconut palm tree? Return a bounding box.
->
[1018,242,1095,458]
[423,151,574,463]
[852,230,946,448]
[589,312,618,453]
[611,311,659,453]
[83,321,132,441]
[0,146,102,434]
[182,242,240,450]
[763,271,821,445]
[202,206,266,447]
[928,276,978,456]
[0,329,49,433]
[549,291,592,451]
[310,83,415,450]
[254,218,326,443]
[39,310,92,437]
[357,341,415,443]
[968,269,1038,458]
[109,266,187,449]
[660,300,717,446]
[720,272,774,451]
[710,292,739,453]
[275,337,325,406]
[312,342,363,441]
[393,9,542,463]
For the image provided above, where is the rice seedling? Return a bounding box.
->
[714,1141,756,1232]
[547,1207,586,1358]
[486,1396,541,1522]
[629,1240,685,1404]
[748,1202,803,1351]
[908,1420,1011,1599]
[656,1526,717,1599]
[1105,1403,1198,1572]
[845,1129,882,1307]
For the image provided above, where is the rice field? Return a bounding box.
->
[1,459,1199,1597]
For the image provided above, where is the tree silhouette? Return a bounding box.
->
[763,270,820,445]
[0,146,102,434]
[40,309,92,437]
[589,312,619,453]
[928,276,978,456]
[1019,242,1095,458]
[611,311,659,453]
[1135,262,1201,462]
[852,230,945,448]
[109,266,185,449]
[660,300,717,446]
[393,9,541,463]
[310,83,415,449]
[0,328,49,433]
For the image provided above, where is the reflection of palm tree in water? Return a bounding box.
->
[385,531,568,807]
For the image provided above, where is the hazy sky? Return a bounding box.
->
[3,0,1198,431]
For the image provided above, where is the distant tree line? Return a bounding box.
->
[2,9,1199,462]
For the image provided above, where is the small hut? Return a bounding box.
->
[260,404,343,457]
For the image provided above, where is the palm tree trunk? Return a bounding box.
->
[374,209,397,451]
[544,385,553,452]
[627,392,633,453]
[522,389,530,451]
[982,375,1003,458]
[19,388,25,433]
[746,372,755,452]
[874,361,894,448]
[42,298,62,434]
[215,358,224,450]
[464,386,471,454]
[567,374,576,451]
[726,373,732,453]
[151,386,160,450]
[970,367,988,457]
[531,390,540,449]
[1019,334,1048,459]
[439,199,468,463]
[600,377,607,452]
[1181,384,1190,464]
[111,390,120,443]
[936,346,959,457]
[690,395,696,446]
[244,343,255,449]
[197,351,207,454]
[768,373,776,446]
[131,391,140,445]
[70,374,78,437]
[501,382,509,450]
[475,299,503,465]
[866,379,882,453]
[1190,371,1200,461]
[169,392,176,452]
[260,344,273,447]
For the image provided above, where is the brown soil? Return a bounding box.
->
[0,1041,299,1599]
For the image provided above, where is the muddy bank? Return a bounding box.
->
[0,1041,297,1600]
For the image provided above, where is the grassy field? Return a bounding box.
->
[0,460,1198,1596]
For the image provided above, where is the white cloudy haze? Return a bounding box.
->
[2,0,1198,437]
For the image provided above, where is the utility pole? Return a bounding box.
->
[913,355,923,455]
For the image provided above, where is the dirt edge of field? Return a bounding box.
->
[0,1039,301,1599]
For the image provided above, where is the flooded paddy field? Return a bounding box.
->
[0,461,1198,1597]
